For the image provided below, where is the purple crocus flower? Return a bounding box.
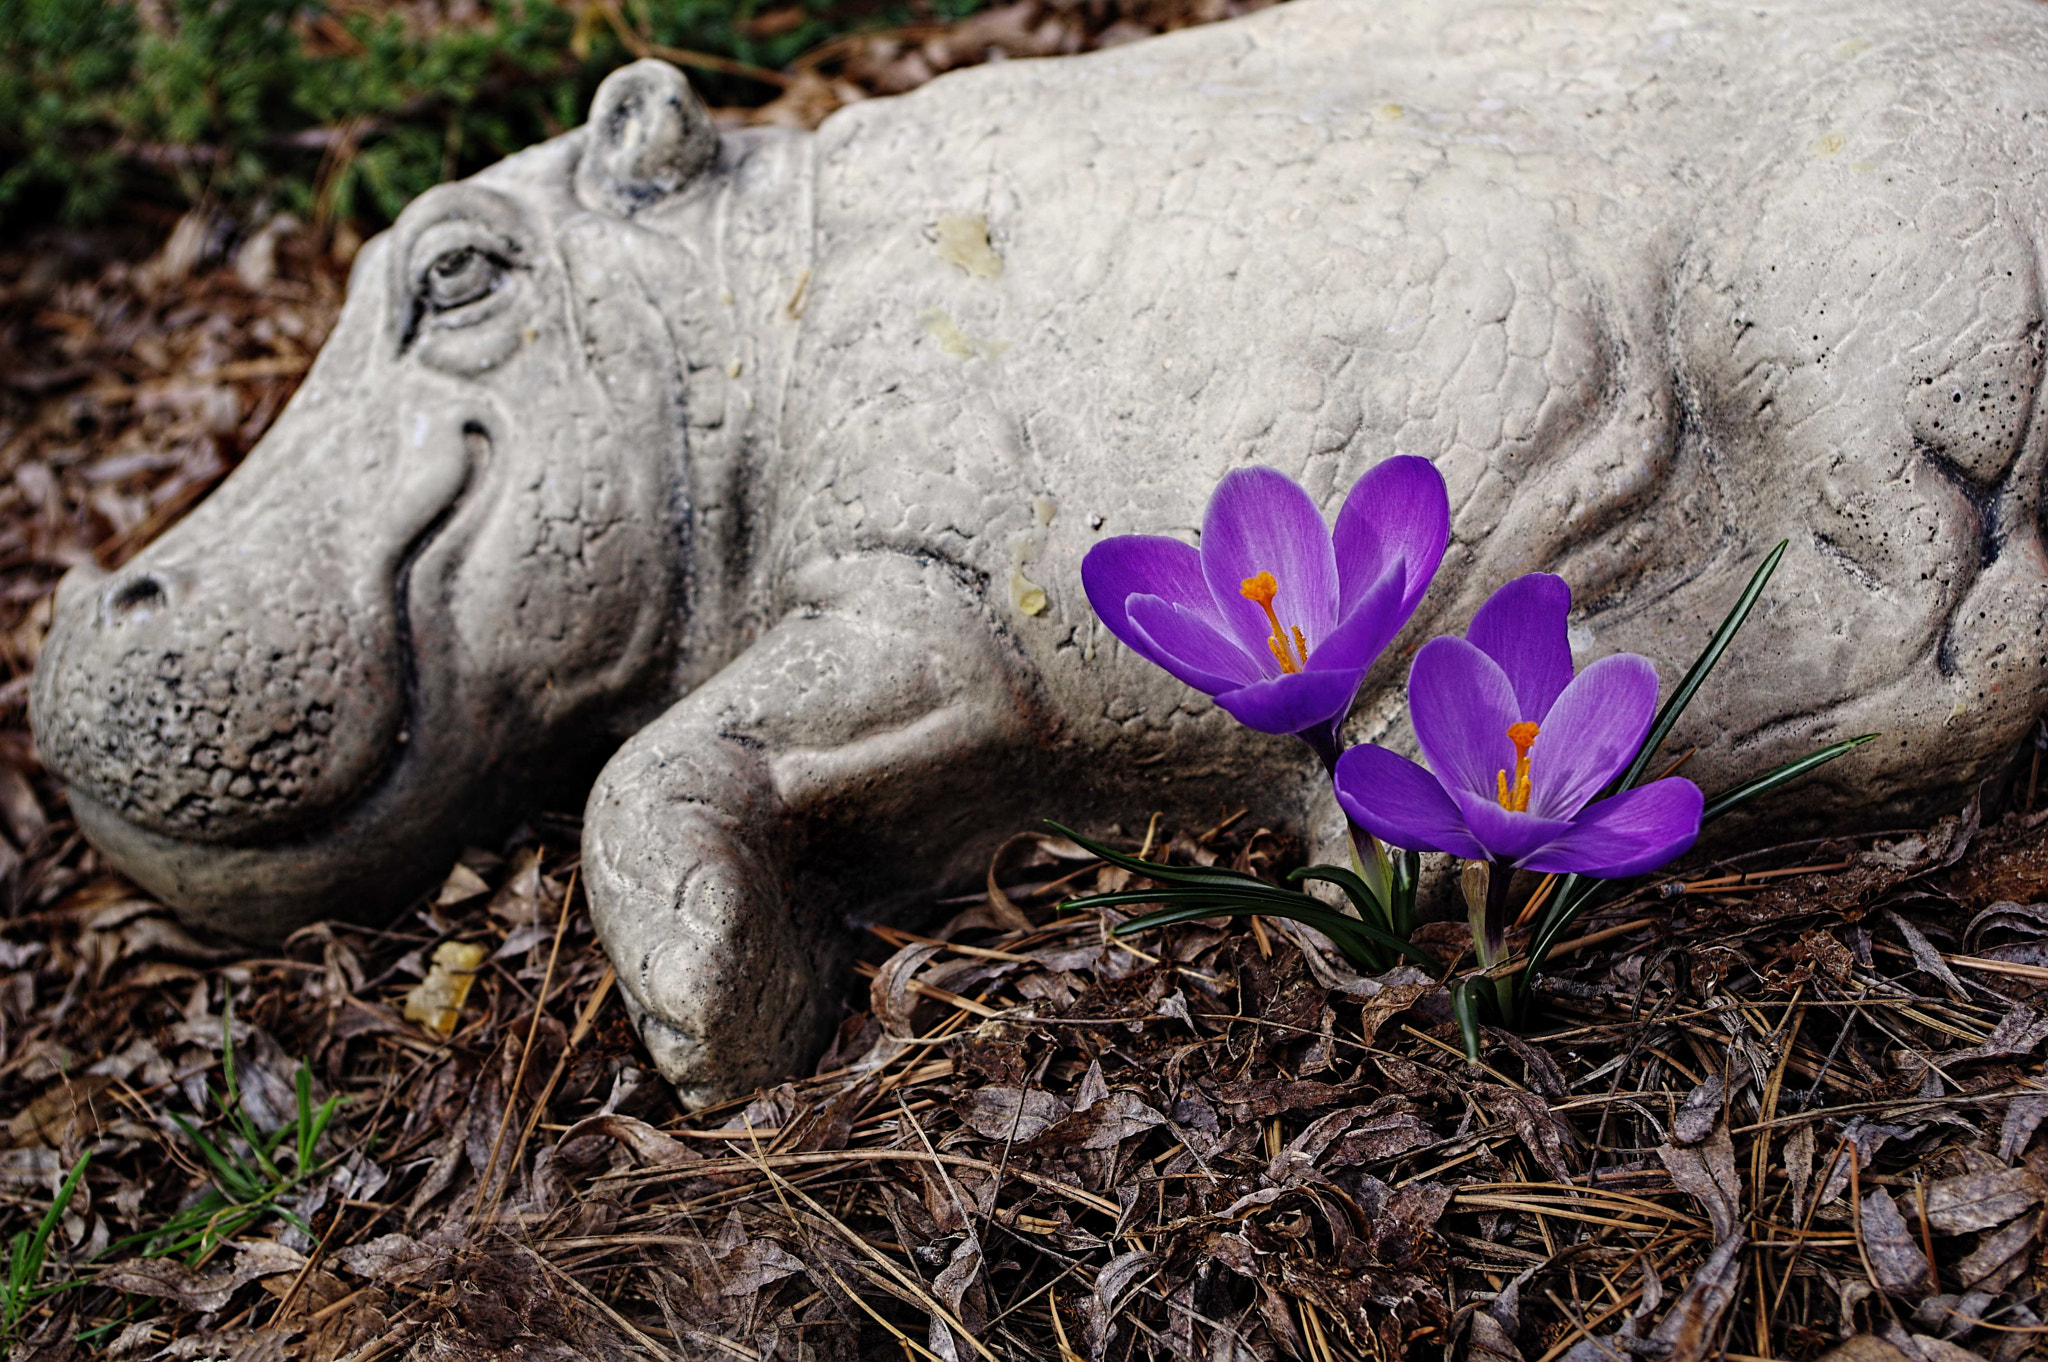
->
[1331,573,1704,880]
[1082,459,1449,760]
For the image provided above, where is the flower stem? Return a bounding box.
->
[1299,721,1344,774]
[1348,826,1394,923]
[1483,860,1516,1022]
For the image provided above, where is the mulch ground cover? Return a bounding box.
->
[4,18,2048,1357]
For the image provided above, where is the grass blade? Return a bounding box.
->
[295,1067,315,1171]
[1451,979,1484,1061]
[170,1113,260,1201]
[4,1152,90,1333]
[1390,847,1421,938]
[1042,822,1271,888]
[1614,540,1787,794]
[1701,734,1876,822]
[1065,885,1318,912]
[1519,736,1877,1007]
[1288,864,1394,935]
[1110,895,1438,969]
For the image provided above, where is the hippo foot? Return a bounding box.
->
[586,789,842,1108]
[584,552,1034,1107]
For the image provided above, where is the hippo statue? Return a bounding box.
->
[29,0,2048,1103]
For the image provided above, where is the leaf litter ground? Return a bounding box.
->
[4,59,2048,1362]
[4,798,2047,1362]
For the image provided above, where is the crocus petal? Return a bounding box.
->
[1518,778,1704,877]
[1466,573,1575,721]
[1125,594,1265,695]
[1304,559,1407,675]
[1082,535,1212,646]
[1200,467,1340,662]
[1333,743,1489,861]
[1454,788,1575,864]
[1524,653,1660,820]
[1332,456,1450,622]
[1408,636,1519,803]
[1213,667,1363,735]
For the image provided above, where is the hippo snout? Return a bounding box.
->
[32,536,408,847]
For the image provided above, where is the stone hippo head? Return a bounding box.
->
[31,64,733,938]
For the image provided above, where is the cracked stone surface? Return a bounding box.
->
[30,0,2048,1103]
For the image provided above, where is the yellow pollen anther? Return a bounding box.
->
[1496,721,1540,812]
[1240,571,1309,674]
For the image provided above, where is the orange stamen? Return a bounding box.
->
[1496,721,1539,812]
[1240,571,1308,674]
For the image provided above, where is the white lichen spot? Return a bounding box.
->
[1815,132,1846,157]
[1566,620,1597,661]
[936,214,1004,278]
[918,307,1010,361]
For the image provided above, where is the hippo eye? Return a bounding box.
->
[423,246,504,311]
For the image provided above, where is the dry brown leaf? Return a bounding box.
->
[3,1072,114,1149]
[1945,1005,2048,1065]
[871,941,945,1037]
[1661,1121,1742,1242]
[1035,1089,1165,1151]
[1889,912,1970,1000]
[401,939,486,1036]
[1879,1325,1992,1362]
[1817,1338,1914,1362]
[1954,1209,2041,1293]
[555,1113,702,1166]
[714,1238,806,1297]
[331,1232,450,1285]
[434,861,490,906]
[1861,1188,1934,1299]
[1647,1232,1746,1362]
[1671,1073,1726,1146]
[952,1086,1069,1141]
[1999,1094,2048,1163]
[1471,1084,1576,1182]
[1921,1166,2046,1234]
[95,1242,304,1314]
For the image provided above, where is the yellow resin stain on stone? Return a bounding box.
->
[936,214,1004,278]
[1009,502,1055,616]
[918,307,1010,361]
[1010,569,1048,616]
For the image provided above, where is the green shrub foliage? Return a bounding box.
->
[0,0,965,229]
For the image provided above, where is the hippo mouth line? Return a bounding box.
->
[311,418,495,843]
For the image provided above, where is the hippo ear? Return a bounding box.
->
[575,59,718,217]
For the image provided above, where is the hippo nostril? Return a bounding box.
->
[103,573,169,624]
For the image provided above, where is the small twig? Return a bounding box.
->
[1492,918,1658,977]
[478,870,576,1226]
[520,1243,685,1361]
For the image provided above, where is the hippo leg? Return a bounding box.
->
[583,552,1036,1107]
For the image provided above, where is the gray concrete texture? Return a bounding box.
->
[29,0,2048,1104]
